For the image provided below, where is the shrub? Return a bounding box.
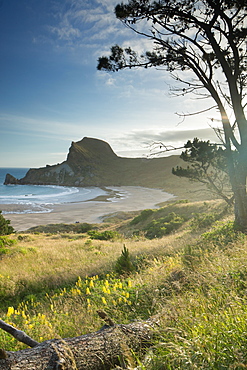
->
[0,211,14,235]
[88,230,120,240]
[0,236,16,258]
[190,212,218,230]
[144,212,185,239]
[200,221,245,248]
[130,209,154,225]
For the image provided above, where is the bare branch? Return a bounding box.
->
[0,319,39,348]
[175,105,218,118]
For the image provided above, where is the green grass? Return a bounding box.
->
[1,199,247,369]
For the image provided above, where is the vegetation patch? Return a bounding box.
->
[0,211,14,235]
[0,236,17,257]
[115,245,135,275]
[200,221,245,248]
[26,222,95,234]
[87,230,120,240]
[143,212,185,239]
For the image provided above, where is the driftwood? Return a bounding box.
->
[0,312,158,370]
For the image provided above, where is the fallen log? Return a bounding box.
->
[0,314,158,370]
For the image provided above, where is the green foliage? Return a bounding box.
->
[115,245,135,275]
[0,211,14,235]
[130,209,154,225]
[0,236,16,257]
[27,222,93,234]
[201,221,245,248]
[190,212,219,230]
[88,230,120,240]
[172,138,233,205]
[144,212,185,239]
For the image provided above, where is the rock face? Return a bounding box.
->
[4,173,20,185]
[4,137,183,189]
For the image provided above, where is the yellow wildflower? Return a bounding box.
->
[6,307,14,317]
[21,311,27,319]
[104,280,109,288]
[89,280,94,288]
[76,276,82,288]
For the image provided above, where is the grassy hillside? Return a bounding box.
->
[1,199,247,368]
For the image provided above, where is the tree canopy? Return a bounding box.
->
[98,0,247,230]
[172,138,234,205]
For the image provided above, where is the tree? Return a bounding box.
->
[172,138,234,205]
[0,316,157,369]
[0,211,14,235]
[97,0,247,230]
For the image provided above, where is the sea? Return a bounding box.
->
[0,168,110,214]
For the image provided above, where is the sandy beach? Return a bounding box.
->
[1,186,175,231]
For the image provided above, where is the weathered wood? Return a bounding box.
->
[0,320,39,348]
[0,319,158,370]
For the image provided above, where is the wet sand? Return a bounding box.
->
[1,186,175,231]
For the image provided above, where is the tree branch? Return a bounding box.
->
[0,318,159,370]
[0,320,39,348]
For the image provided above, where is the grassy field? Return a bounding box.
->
[1,198,247,369]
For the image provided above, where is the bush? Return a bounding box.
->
[0,211,14,235]
[27,222,93,234]
[200,221,245,248]
[130,209,154,225]
[144,212,185,239]
[0,236,16,257]
[87,230,120,240]
[190,212,218,230]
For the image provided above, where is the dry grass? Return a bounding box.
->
[0,199,229,299]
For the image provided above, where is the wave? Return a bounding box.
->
[0,185,83,204]
[0,184,108,213]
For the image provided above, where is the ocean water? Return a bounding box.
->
[0,168,109,214]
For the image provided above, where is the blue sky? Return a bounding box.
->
[0,0,220,168]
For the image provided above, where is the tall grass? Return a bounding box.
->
[2,200,247,368]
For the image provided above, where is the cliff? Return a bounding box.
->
[4,137,185,190]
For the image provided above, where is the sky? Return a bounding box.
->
[0,0,221,168]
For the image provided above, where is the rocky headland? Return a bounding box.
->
[4,137,186,191]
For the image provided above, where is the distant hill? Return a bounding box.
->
[4,137,213,200]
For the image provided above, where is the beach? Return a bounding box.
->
[2,186,175,231]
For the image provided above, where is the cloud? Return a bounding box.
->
[110,127,222,157]
[44,0,122,46]
[125,127,220,144]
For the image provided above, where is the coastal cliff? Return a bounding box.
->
[4,137,184,189]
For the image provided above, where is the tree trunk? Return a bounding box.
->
[233,162,247,231]
[0,319,157,370]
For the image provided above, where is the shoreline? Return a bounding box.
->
[1,186,175,231]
